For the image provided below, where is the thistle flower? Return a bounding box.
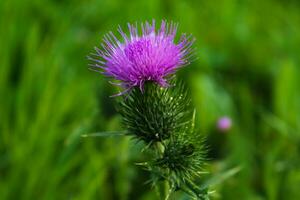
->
[88,20,209,199]
[89,20,195,95]
[217,116,232,132]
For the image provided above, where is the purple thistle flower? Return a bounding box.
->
[217,117,232,132]
[89,20,195,96]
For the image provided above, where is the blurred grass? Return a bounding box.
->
[1,0,300,199]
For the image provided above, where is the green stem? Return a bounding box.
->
[156,142,171,200]
[163,180,170,200]
[157,178,170,200]
[184,179,209,200]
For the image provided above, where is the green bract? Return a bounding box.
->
[119,81,191,144]
[119,80,208,199]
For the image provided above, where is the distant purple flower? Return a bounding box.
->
[217,117,232,132]
[89,20,195,96]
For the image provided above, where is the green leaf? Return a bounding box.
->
[81,130,128,137]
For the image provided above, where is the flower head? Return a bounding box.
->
[217,116,232,132]
[89,20,195,95]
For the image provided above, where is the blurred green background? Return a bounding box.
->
[1,0,300,199]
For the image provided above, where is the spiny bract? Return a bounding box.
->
[156,130,206,184]
[119,81,191,144]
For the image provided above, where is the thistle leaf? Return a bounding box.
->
[81,130,128,137]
